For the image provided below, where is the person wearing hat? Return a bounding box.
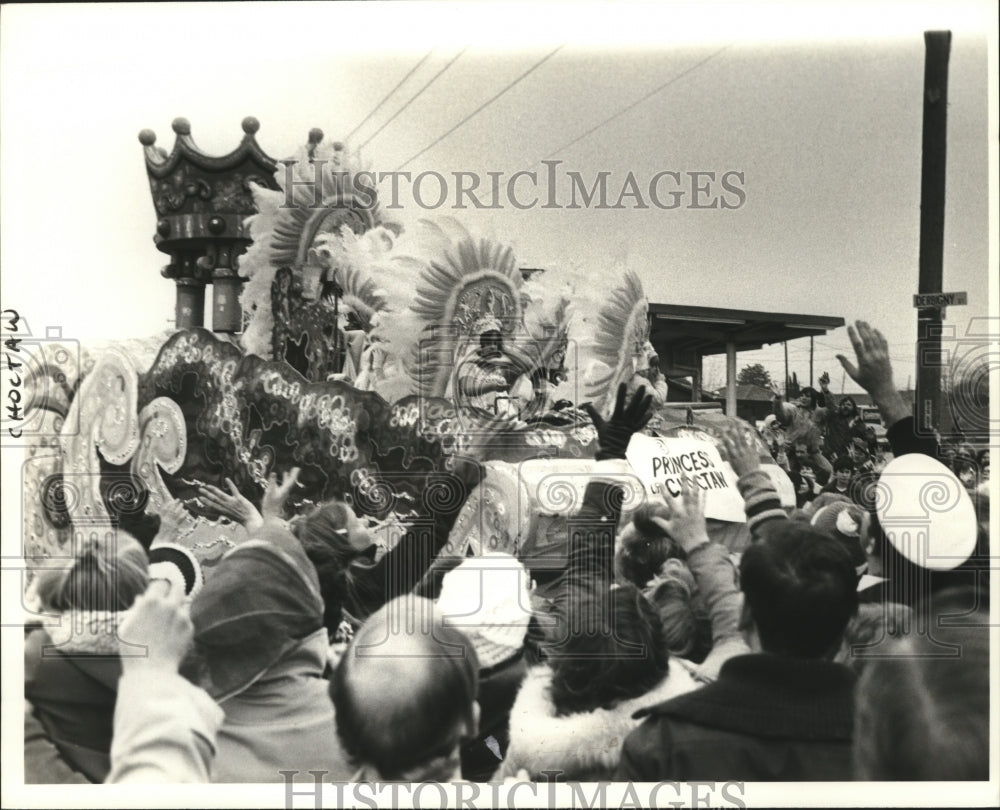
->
[455,316,518,415]
[183,518,353,782]
[436,553,533,781]
[810,501,869,578]
[139,470,353,782]
[105,521,356,784]
[25,534,150,783]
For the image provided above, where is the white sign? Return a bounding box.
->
[626,434,747,522]
[625,434,797,522]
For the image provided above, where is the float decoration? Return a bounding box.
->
[585,270,654,417]
[236,129,402,389]
[136,329,469,527]
[140,117,282,332]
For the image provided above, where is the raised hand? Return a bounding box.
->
[836,320,909,428]
[260,467,302,519]
[197,478,263,533]
[154,499,191,543]
[836,321,894,396]
[649,476,709,554]
[584,383,654,460]
[718,423,762,479]
[119,580,193,675]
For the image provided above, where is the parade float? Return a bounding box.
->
[21,118,792,580]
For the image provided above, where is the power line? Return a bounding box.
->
[530,41,733,166]
[345,49,435,143]
[358,47,469,152]
[396,45,565,172]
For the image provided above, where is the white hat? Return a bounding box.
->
[436,553,532,670]
[874,454,977,571]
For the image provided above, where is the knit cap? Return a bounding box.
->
[148,543,204,598]
[436,553,532,670]
[811,502,868,575]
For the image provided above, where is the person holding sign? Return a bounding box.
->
[641,477,749,684]
[616,496,860,781]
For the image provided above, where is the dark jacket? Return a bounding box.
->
[823,413,868,459]
[615,653,857,782]
[460,652,529,782]
[24,620,124,783]
[885,415,937,458]
[345,460,483,621]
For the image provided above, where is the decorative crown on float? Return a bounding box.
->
[138,117,283,333]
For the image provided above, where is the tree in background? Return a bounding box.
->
[737,363,773,389]
[785,371,801,399]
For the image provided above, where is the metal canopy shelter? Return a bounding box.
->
[647,303,845,416]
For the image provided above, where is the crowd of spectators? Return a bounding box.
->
[23,321,991,786]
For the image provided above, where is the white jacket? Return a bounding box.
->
[498,661,698,781]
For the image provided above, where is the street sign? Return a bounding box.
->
[913,291,967,308]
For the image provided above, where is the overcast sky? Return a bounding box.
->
[1,1,995,396]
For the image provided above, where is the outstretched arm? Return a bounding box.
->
[837,321,909,428]
[651,478,745,674]
[837,321,935,457]
[718,424,787,538]
[345,458,484,620]
[109,581,222,783]
[772,396,795,426]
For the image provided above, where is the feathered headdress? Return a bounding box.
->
[584,270,650,416]
[374,219,524,399]
[238,135,384,357]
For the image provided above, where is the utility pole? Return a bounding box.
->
[809,336,814,387]
[915,31,951,435]
[783,341,789,397]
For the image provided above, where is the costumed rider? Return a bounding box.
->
[456,316,520,417]
[627,341,668,408]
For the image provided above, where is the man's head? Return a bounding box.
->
[331,596,479,781]
[838,396,858,417]
[739,521,859,659]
